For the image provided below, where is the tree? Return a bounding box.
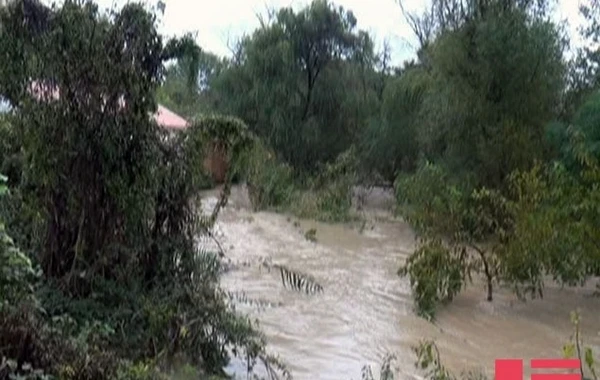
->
[561,0,600,120]
[396,161,516,319]
[399,101,600,320]
[0,0,193,279]
[211,0,378,172]
[359,65,430,180]
[398,0,557,48]
[156,48,226,118]
[276,0,365,120]
[0,0,269,376]
[415,2,566,188]
[572,0,600,92]
[502,124,600,300]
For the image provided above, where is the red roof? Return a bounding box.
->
[152,104,189,129]
[27,80,190,130]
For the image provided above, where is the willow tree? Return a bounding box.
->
[359,64,431,180]
[416,3,566,188]
[211,0,378,172]
[156,49,226,119]
[396,0,568,320]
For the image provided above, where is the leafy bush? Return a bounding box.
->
[398,239,468,320]
[398,127,600,319]
[240,140,358,223]
[396,162,517,317]
[240,140,295,211]
[360,353,397,380]
[395,163,474,318]
[394,162,471,237]
[0,174,38,308]
[291,146,359,222]
[563,310,599,380]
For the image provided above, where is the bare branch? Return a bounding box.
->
[224,31,244,65]
[397,0,437,49]
[254,2,277,29]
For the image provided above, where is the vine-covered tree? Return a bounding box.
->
[0,0,270,378]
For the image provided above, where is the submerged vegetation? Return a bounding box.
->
[1,0,600,378]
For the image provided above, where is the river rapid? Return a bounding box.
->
[199,185,600,380]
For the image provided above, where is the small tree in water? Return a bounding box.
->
[398,127,600,320]
[396,162,514,320]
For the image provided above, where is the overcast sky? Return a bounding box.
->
[44,0,595,65]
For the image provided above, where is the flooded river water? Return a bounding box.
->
[200,185,600,380]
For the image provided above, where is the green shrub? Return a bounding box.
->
[240,140,295,211]
[398,239,468,320]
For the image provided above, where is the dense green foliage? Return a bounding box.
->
[392,0,600,320]
[2,0,600,377]
[239,140,358,222]
[0,1,271,378]
[210,0,377,173]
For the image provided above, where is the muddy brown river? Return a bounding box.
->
[199,185,600,380]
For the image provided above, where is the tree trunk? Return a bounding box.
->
[486,277,493,302]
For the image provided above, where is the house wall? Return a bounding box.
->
[202,140,229,184]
